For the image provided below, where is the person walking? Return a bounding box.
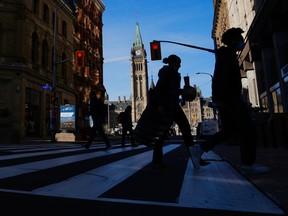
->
[199,27,270,174]
[119,105,137,147]
[82,90,111,150]
[147,54,201,169]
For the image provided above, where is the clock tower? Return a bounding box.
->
[131,22,149,122]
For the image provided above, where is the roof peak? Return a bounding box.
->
[133,22,143,48]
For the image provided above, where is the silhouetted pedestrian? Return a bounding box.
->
[139,54,201,169]
[119,105,137,147]
[199,28,270,174]
[82,90,111,150]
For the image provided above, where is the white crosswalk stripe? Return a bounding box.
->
[0,143,285,215]
[33,145,179,199]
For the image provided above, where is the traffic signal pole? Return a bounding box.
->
[51,6,75,142]
[153,40,215,53]
[50,7,59,142]
[53,8,58,91]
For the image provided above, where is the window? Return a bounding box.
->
[0,24,3,52]
[43,4,49,23]
[51,47,55,71]
[33,0,39,15]
[42,40,48,70]
[61,52,67,83]
[31,33,39,65]
[62,21,67,38]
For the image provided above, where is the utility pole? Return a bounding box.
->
[50,7,58,142]
[53,8,58,90]
[196,72,217,120]
[50,2,76,142]
[106,93,110,131]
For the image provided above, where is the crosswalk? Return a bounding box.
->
[0,142,285,215]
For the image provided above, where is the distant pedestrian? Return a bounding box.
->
[118,105,137,147]
[199,27,270,174]
[82,90,111,150]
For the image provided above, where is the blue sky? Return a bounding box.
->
[102,0,215,101]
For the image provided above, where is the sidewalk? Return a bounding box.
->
[212,144,288,213]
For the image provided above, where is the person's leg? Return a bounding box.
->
[95,122,111,148]
[200,105,235,152]
[152,134,165,168]
[129,128,137,146]
[174,105,202,169]
[174,105,193,146]
[237,103,270,174]
[237,102,257,165]
[82,123,96,149]
[121,127,127,147]
[89,122,98,143]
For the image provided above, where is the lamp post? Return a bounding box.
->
[50,7,58,142]
[196,72,216,120]
[196,72,213,79]
[105,92,110,131]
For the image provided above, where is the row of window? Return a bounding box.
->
[33,0,68,38]
[31,32,68,80]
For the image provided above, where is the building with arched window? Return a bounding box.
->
[0,0,105,142]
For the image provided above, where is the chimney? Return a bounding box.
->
[118,96,121,103]
[124,96,126,103]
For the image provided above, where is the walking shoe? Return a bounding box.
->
[121,144,126,147]
[240,164,271,174]
[189,146,201,170]
[200,159,211,166]
[81,143,91,150]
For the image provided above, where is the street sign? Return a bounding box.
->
[41,84,53,90]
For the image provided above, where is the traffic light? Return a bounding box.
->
[150,41,162,60]
[75,50,84,67]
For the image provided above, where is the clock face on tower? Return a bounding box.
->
[135,49,142,56]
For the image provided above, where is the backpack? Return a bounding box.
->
[117,112,125,124]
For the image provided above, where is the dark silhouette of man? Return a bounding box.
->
[82,90,111,150]
[137,54,201,169]
[120,105,137,147]
[199,28,270,174]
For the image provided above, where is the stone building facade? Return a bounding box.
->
[73,0,106,131]
[0,0,105,142]
[213,0,288,147]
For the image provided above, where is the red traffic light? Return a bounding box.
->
[152,43,159,50]
[77,52,83,58]
[150,41,161,61]
[75,51,84,67]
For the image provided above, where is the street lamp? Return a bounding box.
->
[196,72,213,79]
[105,92,110,131]
[196,72,217,120]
